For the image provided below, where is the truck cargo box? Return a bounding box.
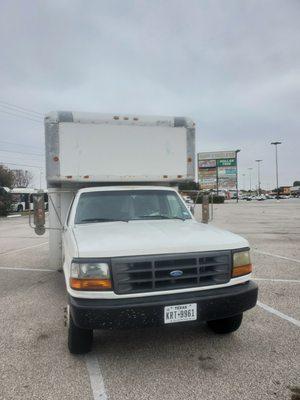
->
[45,112,195,185]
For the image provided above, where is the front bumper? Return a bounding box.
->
[69,281,258,330]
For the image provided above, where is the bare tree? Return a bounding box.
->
[0,165,15,188]
[12,169,33,188]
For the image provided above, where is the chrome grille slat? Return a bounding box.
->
[111,251,232,294]
[154,265,198,271]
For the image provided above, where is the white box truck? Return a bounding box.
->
[40,111,257,354]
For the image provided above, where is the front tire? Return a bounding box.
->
[207,313,243,334]
[68,313,93,354]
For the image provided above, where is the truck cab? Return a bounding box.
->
[64,186,257,353]
[41,111,257,353]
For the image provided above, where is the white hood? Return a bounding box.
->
[72,219,248,258]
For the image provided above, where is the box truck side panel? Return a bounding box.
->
[48,188,75,267]
[58,123,188,181]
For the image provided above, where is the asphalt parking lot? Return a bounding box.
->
[0,199,299,400]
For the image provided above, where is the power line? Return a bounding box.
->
[0,149,44,157]
[0,100,43,116]
[0,104,43,120]
[0,140,42,150]
[0,161,44,169]
[0,109,42,123]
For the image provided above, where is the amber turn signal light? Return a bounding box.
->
[232,264,252,278]
[70,278,112,291]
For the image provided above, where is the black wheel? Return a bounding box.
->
[207,313,243,334]
[68,313,93,354]
[17,204,23,212]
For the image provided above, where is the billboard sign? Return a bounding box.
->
[198,151,236,160]
[198,159,216,168]
[198,151,238,190]
[218,176,237,190]
[217,158,236,167]
[217,166,237,190]
[198,167,217,190]
[218,166,237,176]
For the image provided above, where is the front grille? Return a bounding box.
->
[111,251,232,294]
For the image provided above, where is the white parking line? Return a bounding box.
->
[254,278,300,283]
[0,241,48,256]
[254,250,300,264]
[85,353,108,400]
[257,301,300,328]
[0,266,55,272]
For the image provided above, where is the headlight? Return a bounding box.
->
[70,262,112,290]
[232,250,252,278]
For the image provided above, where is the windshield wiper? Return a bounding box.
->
[79,218,129,223]
[136,215,186,221]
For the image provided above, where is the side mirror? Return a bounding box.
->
[33,192,46,235]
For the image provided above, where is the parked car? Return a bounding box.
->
[255,195,266,201]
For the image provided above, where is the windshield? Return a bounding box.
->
[74,190,191,224]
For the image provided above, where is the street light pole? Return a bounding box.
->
[248,168,253,194]
[242,174,246,191]
[255,159,263,195]
[271,142,282,200]
[236,149,241,203]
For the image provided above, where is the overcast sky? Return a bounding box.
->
[0,0,299,189]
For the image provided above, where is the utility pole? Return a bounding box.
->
[248,168,253,194]
[271,142,282,200]
[255,160,263,195]
[236,149,241,203]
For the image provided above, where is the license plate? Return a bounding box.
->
[164,303,197,324]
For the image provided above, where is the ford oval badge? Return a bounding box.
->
[170,270,183,278]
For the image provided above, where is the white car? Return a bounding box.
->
[255,195,266,201]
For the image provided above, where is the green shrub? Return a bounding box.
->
[193,195,225,204]
[0,191,12,216]
[178,182,199,191]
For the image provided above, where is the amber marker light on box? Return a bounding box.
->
[232,250,252,278]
